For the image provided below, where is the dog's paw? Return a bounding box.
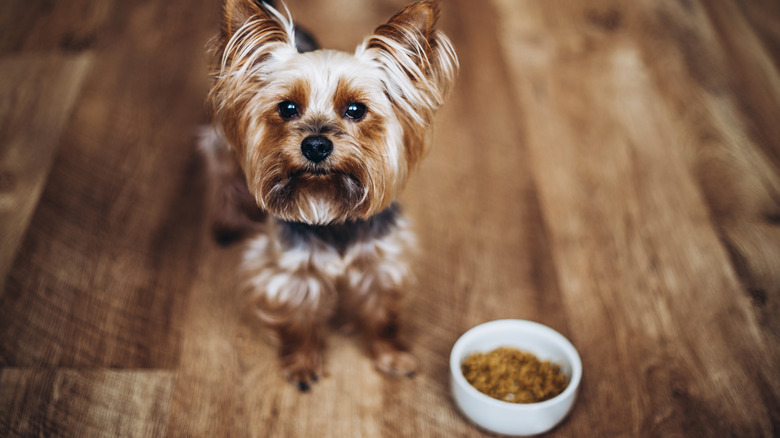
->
[282,350,323,392]
[287,369,320,392]
[372,344,418,378]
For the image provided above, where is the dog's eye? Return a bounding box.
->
[278,101,299,120]
[344,102,367,121]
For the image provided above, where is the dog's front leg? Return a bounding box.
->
[343,250,418,378]
[364,294,419,378]
[273,312,327,392]
[243,237,336,391]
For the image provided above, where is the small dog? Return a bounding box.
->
[201,0,457,391]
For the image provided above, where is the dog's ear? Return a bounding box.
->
[212,0,295,73]
[220,0,291,45]
[378,0,439,46]
[365,1,443,77]
[361,0,457,96]
[358,0,458,170]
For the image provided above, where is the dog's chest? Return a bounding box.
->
[270,203,411,283]
[275,203,400,256]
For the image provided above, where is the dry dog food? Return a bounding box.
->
[461,347,568,403]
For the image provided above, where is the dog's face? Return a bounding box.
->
[229,50,407,225]
[210,0,457,224]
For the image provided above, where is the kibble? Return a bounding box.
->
[461,347,568,403]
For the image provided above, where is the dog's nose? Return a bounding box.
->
[300,135,333,164]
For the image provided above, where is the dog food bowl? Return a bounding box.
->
[450,319,582,436]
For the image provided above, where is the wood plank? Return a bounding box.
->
[701,0,780,167]
[0,1,112,53]
[0,368,174,438]
[493,0,779,435]
[0,53,92,289]
[694,0,780,346]
[732,0,780,74]
[0,0,218,368]
[164,241,250,437]
[636,0,780,426]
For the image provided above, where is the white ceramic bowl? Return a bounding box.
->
[450,319,582,436]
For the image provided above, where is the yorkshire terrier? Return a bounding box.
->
[200,0,458,391]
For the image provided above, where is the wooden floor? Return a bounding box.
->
[2,0,780,436]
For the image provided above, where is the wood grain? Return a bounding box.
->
[1,0,778,436]
[0,53,92,287]
[0,369,174,437]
